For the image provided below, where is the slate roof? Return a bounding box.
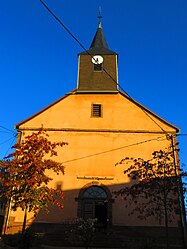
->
[79,22,117,55]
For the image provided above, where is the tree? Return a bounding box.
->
[0,129,67,233]
[115,147,186,249]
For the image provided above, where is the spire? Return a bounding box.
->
[89,24,109,50]
[89,7,109,50]
[79,9,117,55]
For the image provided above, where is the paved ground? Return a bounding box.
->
[0,245,116,249]
[0,240,116,249]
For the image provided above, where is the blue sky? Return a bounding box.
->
[0,0,187,167]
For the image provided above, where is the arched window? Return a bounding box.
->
[83,186,107,199]
[77,185,113,225]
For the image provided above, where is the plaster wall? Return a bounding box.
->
[8,92,179,233]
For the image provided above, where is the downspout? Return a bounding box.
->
[171,134,187,249]
[3,129,23,234]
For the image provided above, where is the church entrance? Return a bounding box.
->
[77,185,112,227]
[95,201,107,224]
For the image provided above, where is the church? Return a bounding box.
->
[5,19,185,247]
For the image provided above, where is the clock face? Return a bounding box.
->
[91,55,103,64]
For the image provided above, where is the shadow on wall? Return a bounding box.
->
[4,178,181,236]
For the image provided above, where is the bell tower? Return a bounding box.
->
[77,21,118,93]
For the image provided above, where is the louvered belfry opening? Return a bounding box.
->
[92,104,102,117]
[94,63,103,71]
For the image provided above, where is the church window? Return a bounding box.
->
[83,186,107,199]
[92,104,102,117]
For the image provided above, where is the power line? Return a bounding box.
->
[0,126,17,158]
[0,134,17,159]
[0,125,16,135]
[39,0,122,90]
[62,135,167,164]
[0,136,16,146]
[39,0,88,52]
[0,131,13,134]
[3,136,16,159]
[39,0,171,136]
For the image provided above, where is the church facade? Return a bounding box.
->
[6,22,182,237]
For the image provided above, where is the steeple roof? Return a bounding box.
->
[79,22,117,55]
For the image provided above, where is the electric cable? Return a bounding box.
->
[39,0,171,136]
[0,136,16,146]
[62,135,167,164]
[39,1,122,89]
[0,126,17,158]
[39,0,88,53]
[3,136,16,159]
[0,125,16,135]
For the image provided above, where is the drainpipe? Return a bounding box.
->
[3,129,23,235]
[171,134,187,249]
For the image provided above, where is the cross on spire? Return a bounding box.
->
[98,6,102,28]
[98,6,102,20]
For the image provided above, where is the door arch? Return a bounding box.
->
[76,184,113,225]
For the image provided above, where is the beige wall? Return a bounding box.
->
[19,93,176,132]
[8,92,179,233]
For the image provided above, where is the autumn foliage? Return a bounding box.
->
[0,130,67,213]
[115,146,187,248]
[115,147,185,224]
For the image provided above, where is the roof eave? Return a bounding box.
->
[119,90,180,134]
[15,89,77,130]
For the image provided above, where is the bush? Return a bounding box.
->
[2,230,43,249]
